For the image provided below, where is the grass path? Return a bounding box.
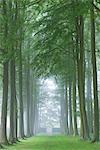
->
[4,136,100,150]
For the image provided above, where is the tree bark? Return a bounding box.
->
[19,44,24,138]
[76,16,89,139]
[34,81,39,135]
[29,70,34,136]
[91,0,99,141]
[86,52,93,138]
[0,0,9,145]
[60,85,66,134]
[9,59,17,143]
[0,62,9,144]
[32,79,37,135]
[73,68,78,136]
[26,57,31,137]
[65,80,69,135]
[68,80,73,135]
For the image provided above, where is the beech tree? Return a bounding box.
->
[0,0,100,148]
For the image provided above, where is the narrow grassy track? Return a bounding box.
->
[4,136,100,150]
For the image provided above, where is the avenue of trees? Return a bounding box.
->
[0,0,100,148]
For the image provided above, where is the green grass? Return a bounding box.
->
[3,135,100,150]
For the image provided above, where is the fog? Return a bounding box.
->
[38,78,61,135]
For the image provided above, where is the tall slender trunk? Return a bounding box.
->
[65,80,69,135]
[72,35,78,136]
[26,57,31,137]
[86,52,93,138]
[79,16,89,139]
[34,81,39,135]
[68,80,73,135]
[33,79,37,135]
[0,62,9,144]
[13,91,18,141]
[76,16,89,139]
[29,70,34,136]
[91,0,99,141]
[34,101,39,135]
[9,59,16,143]
[76,17,84,137]
[19,44,24,138]
[0,0,9,145]
[73,68,78,136]
[60,85,66,134]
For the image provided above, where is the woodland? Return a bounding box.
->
[0,0,100,149]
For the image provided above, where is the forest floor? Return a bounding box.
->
[4,135,100,150]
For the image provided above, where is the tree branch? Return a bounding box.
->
[26,0,42,8]
[93,3,100,12]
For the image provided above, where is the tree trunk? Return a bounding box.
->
[76,16,89,139]
[91,0,99,141]
[26,57,31,137]
[34,81,39,135]
[29,70,34,136]
[86,52,93,138]
[0,0,9,145]
[9,59,17,143]
[19,44,24,138]
[65,80,69,135]
[0,62,9,144]
[68,80,73,135]
[73,68,78,136]
[13,92,18,141]
[32,79,37,135]
[60,85,66,134]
